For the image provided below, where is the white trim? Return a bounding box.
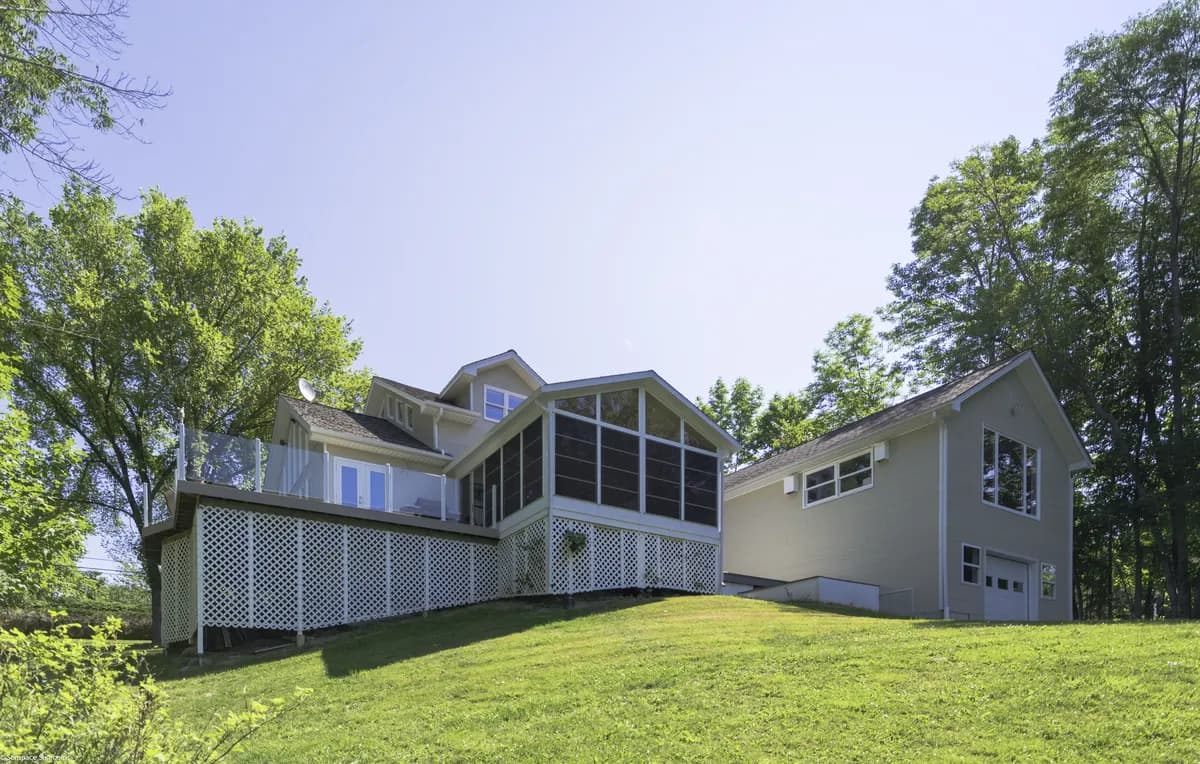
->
[961,542,982,585]
[800,450,875,509]
[550,499,720,544]
[439,350,546,400]
[310,427,451,466]
[1066,473,1074,620]
[981,424,1040,519]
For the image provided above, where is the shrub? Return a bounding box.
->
[0,613,309,762]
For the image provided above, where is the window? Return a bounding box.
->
[803,451,873,507]
[1041,562,1056,599]
[555,395,596,418]
[522,420,543,505]
[600,389,639,431]
[962,544,981,584]
[600,428,639,510]
[484,385,525,422]
[684,423,715,451]
[684,451,718,526]
[983,428,1038,516]
[644,393,680,440]
[403,403,414,430]
[501,434,521,518]
[554,413,597,501]
[644,440,682,517]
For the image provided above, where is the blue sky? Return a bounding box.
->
[30,0,1149,401]
[47,0,1153,574]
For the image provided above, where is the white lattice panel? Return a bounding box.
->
[429,538,472,609]
[160,531,195,645]
[547,516,720,595]
[252,513,299,629]
[302,520,345,629]
[499,518,548,596]
[348,526,388,622]
[686,541,719,593]
[474,545,499,601]
[201,506,251,627]
[390,533,425,615]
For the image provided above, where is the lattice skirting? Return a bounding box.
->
[160,530,196,645]
[196,504,499,632]
[549,517,719,595]
[497,517,549,596]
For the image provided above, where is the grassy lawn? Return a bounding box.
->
[159,596,1199,762]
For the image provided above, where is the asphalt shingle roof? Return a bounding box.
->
[724,355,1023,491]
[286,397,440,453]
[371,375,444,402]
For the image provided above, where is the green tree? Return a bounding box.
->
[696,377,763,470]
[806,314,903,431]
[0,1,167,191]
[3,183,370,637]
[754,392,819,457]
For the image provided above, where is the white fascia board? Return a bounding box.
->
[372,378,478,422]
[724,411,945,501]
[541,370,739,452]
[950,351,1092,471]
[308,427,452,466]
[438,350,546,399]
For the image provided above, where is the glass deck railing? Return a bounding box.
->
[177,426,464,523]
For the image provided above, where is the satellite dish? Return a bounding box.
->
[298,378,317,402]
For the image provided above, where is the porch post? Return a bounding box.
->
[440,475,447,521]
[254,438,263,492]
[386,463,393,510]
[195,507,205,657]
[176,418,187,482]
[322,448,331,502]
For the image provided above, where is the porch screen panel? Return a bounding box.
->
[522,418,543,505]
[600,427,639,510]
[484,452,501,524]
[501,434,521,518]
[684,451,718,526]
[554,413,597,501]
[645,440,682,518]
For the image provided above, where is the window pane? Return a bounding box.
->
[998,578,1009,591]
[806,465,835,489]
[983,429,997,504]
[485,387,505,405]
[644,392,679,441]
[684,423,716,452]
[840,469,872,493]
[997,435,1024,511]
[1041,562,1056,598]
[485,403,505,421]
[484,452,501,521]
[963,565,979,584]
[1025,446,1038,516]
[600,427,639,510]
[839,453,871,475]
[600,389,639,430]
[501,434,521,518]
[555,395,596,418]
[522,418,543,506]
[684,451,718,526]
[369,470,386,510]
[508,393,525,410]
[1013,581,1024,593]
[554,414,597,502]
[471,465,486,525]
[340,465,357,507]
[806,482,836,505]
[963,546,980,566]
[644,439,681,517]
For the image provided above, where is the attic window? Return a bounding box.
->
[484,385,525,422]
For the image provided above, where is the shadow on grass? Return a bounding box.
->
[150,593,654,681]
[319,593,651,678]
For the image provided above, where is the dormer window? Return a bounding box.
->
[385,398,415,430]
[484,385,525,422]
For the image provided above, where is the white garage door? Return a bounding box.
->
[984,555,1030,621]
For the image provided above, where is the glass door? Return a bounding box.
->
[335,458,387,509]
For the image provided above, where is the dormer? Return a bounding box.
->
[437,350,545,421]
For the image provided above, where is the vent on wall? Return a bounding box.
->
[783,475,799,495]
[873,441,889,462]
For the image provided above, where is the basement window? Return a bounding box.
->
[1041,562,1056,599]
[803,451,874,507]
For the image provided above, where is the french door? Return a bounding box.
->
[334,458,387,510]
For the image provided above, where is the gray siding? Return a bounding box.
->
[723,423,942,617]
[439,365,537,457]
[945,371,1073,621]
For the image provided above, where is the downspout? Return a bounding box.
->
[938,416,950,620]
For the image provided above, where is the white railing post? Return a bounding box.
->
[322,449,330,503]
[440,475,447,521]
[254,438,263,492]
[176,420,187,482]
[195,507,205,656]
[386,464,393,511]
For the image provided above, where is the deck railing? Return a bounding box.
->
[175,424,463,522]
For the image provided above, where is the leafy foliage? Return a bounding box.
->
[1,183,370,614]
[695,377,763,469]
[0,615,309,761]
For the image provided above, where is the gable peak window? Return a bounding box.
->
[983,428,1038,516]
[484,384,525,422]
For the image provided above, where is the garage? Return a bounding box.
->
[984,555,1030,621]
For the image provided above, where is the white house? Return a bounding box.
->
[145,350,738,653]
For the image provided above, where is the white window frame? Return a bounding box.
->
[403,403,414,430]
[962,543,982,585]
[801,450,874,508]
[1040,561,1056,599]
[981,425,1040,519]
[483,384,525,422]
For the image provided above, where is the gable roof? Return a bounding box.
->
[724,352,1090,494]
[285,397,440,453]
[439,349,545,398]
[372,376,444,402]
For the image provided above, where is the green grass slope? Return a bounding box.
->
[161,596,1199,762]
